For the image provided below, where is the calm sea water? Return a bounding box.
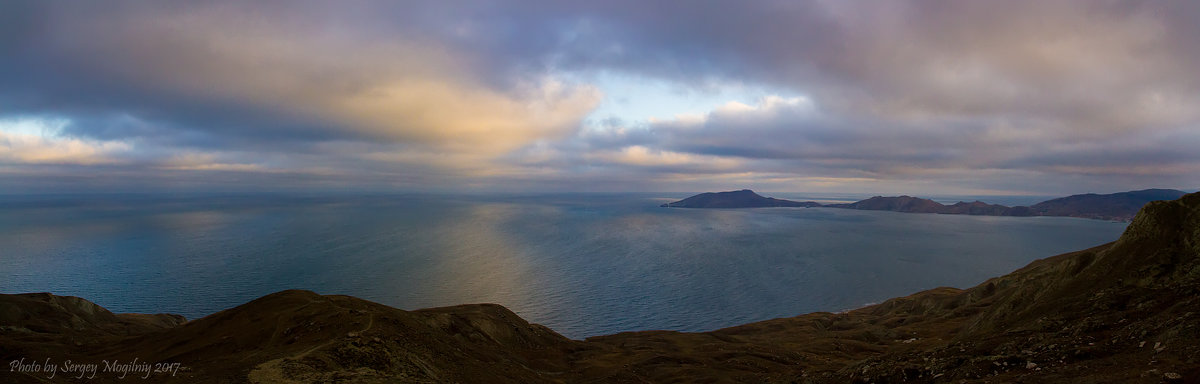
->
[0,193,1126,339]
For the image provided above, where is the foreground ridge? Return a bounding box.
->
[3,193,1199,383]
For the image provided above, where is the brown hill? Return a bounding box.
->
[942,200,1019,216]
[1029,188,1189,221]
[827,195,951,213]
[826,189,1189,221]
[1,292,577,383]
[662,189,1188,221]
[3,193,1199,383]
[661,189,822,208]
[826,195,1031,216]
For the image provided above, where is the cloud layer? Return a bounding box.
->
[2,0,1198,194]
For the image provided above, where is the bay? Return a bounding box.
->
[0,193,1127,339]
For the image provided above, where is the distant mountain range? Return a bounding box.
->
[663,188,1189,221]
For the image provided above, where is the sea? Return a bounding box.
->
[0,193,1128,339]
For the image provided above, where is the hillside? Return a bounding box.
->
[825,195,1029,216]
[663,188,1187,221]
[660,189,821,208]
[1030,188,1189,221]
[3,192,1198,383]
[827,195,961,213]
[826,189,1187,221]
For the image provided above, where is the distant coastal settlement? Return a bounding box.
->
[661,188,1188,221]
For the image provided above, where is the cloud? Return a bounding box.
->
[514,0,1200,192]
[158,153,264,172]
[591,145,743,171]
[2,1,600,155]
[1,0,1198,194]
[0,117,132,165]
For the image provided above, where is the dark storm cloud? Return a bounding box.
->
[0,2,370,146]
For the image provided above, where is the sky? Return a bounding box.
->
[2,1,1199,195]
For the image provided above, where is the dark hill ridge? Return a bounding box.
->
[659,189,821,208]
[1029,188,1188,220]
[667,188,1188,221]
[827,195,953,213]
[826,195,1033,216]
[4,192,1199,383]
